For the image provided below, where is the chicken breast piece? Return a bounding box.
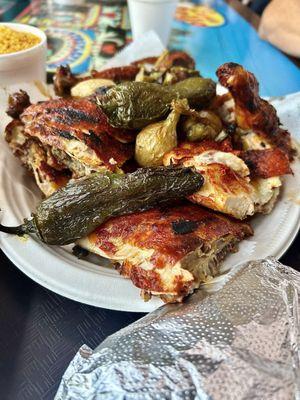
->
[78,203,253,303]
[163,141,290,219]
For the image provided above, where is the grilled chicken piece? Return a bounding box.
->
[54,65,140,97]
[6,90,31,119]
[164,141,290,219]
[91,65,140,82]
[164,141,255,219]
[5,120,70,196]
[78,203,253,302]
[216,63,294,159]
[53,65,78,97]
[54,52,197,96]
[20,97,134,173]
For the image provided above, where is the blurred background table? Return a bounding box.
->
[0,1,299,399]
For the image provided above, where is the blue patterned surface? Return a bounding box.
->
[170,0,300,96]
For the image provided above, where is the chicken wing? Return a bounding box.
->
[216,63,294,159]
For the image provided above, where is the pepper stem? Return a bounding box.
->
[0,219,36,236]
[0,224,26,236]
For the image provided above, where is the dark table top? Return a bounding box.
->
[0,251,144,400]
[0,1,299,399]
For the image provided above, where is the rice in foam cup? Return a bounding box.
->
[0,23,47,88]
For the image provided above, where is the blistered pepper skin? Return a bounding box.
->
[98,78,216,129]
[0,167,203,245]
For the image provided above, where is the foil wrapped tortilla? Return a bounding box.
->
[55,258,300,400]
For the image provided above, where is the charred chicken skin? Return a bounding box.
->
[79,203,253,302]
[216,62,294,159]
[20,97,134,173]
[5,92,135,196]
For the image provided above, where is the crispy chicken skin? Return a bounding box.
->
[216,63,294,159]
[20,97,134,172]
[240,148,292,179]
[5,92,135,194]
[79,203,253,302]
[165,139,234,160]
[166,141,291,179]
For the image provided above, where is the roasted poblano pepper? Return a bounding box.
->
[98,77,216,129]
[0,167,203,245]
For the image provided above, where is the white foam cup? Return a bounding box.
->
[128,0,179,47]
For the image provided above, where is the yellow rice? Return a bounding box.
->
[0,26,41,54]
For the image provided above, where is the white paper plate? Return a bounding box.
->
[0,83,300,312]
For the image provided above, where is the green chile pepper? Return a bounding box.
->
[0,167,203,245]
[98,77,216,129]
